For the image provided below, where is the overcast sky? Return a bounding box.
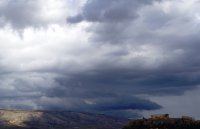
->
[0,0,200,119]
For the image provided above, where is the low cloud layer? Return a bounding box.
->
[0,0,200,118]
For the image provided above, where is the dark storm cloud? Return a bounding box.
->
[58,0,200,117]
[38,95,161,111]
[40,60,200,117]
[67,0,155,23]
[47,64,200,109]
[91,96,162,111]
[67,0,160,44]
[1,0,200,118]
[37,94,161,118]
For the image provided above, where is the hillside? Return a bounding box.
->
[123,114,200,129]
[0,109,127,129]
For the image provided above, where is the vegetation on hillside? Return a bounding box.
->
[123,114,200,129]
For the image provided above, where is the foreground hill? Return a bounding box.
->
[0,109,127,129]
[123,114,200,129]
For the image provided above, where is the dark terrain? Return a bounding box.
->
[0,109,127,129]
[123,114,200,129]
[1,110,199,129]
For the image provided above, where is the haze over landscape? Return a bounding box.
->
[0,0,200,121]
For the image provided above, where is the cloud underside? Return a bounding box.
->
[0,0,200,118]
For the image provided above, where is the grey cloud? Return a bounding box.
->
[38,96,162,111]
[67,14,83,23]
[0,0,66,29]
[1,0,200,119]
[142,86,200,119]
[0,0,41,29]
[91,96,162,111]
[67,0,155,23]
[0,72,56,110]
[102,110,142,119]
[65,0,200,96]
[36,95,161,118]
[67,0,160,44]
[50,66,199,101]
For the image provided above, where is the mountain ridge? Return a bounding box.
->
[0,109,127,129]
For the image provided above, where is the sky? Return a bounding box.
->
[0,0,200,119]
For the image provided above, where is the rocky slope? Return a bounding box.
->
[0,109,127,129]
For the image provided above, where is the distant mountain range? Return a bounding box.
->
[0,109,127,129]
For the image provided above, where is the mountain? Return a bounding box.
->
[0,109,127,129]
[123,114,200,129]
